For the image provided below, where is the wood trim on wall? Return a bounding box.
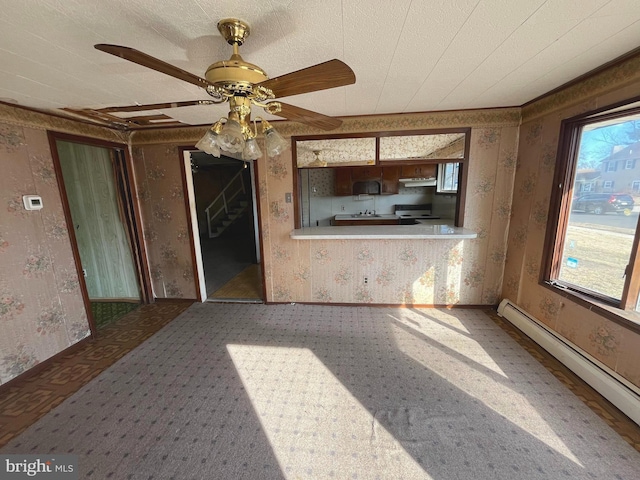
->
[48,133,98,337]
[47,132,153,327]
[291,140,301,229]
[523,46,640,109]
[0,336,92,394]
[540,98,640,324]
[0,101,127,142]
[116,147,153,303]
[179,149,268,303]
[178,147,203,302]
[251,156,269,303]
[291,127,472,229]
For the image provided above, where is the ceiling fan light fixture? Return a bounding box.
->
[195,131,221,157]
[262,119,289,157]
[217,112,245,153]
[243,136,262,161]
[195,119,225,157]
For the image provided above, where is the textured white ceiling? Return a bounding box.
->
[1,0,639,127]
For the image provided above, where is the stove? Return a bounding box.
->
[394,204,440,223]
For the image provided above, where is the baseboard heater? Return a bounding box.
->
[497,299,640,426]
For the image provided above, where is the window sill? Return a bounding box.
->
[541,281,640,334]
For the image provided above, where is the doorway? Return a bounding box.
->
[52,137,149,332]
[187,152,263,302]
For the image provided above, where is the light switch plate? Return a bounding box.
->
[285,192,292,203]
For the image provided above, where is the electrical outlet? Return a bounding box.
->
[82,269,87,277]
[341,205,345,211]
[364,276,368,284]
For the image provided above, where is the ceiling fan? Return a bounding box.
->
[87,17,355,147]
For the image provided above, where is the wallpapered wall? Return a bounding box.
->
[503,63,640,389]
[130,111,519,304]
[259,119,520,306]
[131,145,197,300]
[0,122,90,385]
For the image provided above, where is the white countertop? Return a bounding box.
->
[333,214,399,221]
[290,223,477,240]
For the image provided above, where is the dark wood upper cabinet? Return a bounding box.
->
[335,168,352,196]
[335,166,402,195]
[351,166,382,181]
[400,164,437,178]
[381,166,400,194]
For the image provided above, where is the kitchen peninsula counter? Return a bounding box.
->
[290,223,477,240]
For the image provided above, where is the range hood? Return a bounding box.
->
[399,177,437,187]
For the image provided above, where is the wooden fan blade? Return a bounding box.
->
[256,59,355,98]
[96,100,217,113]
[95,44,212,89]
[274,102,342,130]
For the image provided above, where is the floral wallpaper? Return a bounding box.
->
[259,119,519,307]
[504,70,640,389]
[307,169,335,197]
[0,122,90,385]
[131,144,197,299]
[379,133,465,160]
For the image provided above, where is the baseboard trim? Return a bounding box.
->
[264,301,495,308]
[154,298,197,303]
[498,298,640,426]
[0,336,92,393]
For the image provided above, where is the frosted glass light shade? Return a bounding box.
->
[218,119,245,153]
[195,129,221,157]
[243,137,262,160]
[264,126,289,157]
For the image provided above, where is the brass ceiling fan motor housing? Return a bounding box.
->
[91,15,355,131]
[205,18,269,92]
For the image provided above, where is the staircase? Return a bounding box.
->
[205,170,249,238]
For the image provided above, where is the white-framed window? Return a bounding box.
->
[583,183,592,192]
[437,162,459,193]
[546,101,640,310]
[625,159,635,169]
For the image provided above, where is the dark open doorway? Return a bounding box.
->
[189,152,263,302]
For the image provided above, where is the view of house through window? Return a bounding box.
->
[554,105,640,304]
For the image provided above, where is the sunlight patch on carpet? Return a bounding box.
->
[389,313,583,466]
[227,344,428,479]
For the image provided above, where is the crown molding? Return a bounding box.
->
[129,107,522,145]
[0,102,126,143]
[522,53,640,123]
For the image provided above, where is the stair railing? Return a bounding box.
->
[205,170,246,238]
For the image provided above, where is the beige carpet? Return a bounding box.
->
[3,303,639,479]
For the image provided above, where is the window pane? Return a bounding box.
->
[559,114,640,300]
[445,163,459,190]
[437,162,459,192]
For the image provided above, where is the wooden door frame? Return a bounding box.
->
[48,132,152,337]
[180,148,267,302]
